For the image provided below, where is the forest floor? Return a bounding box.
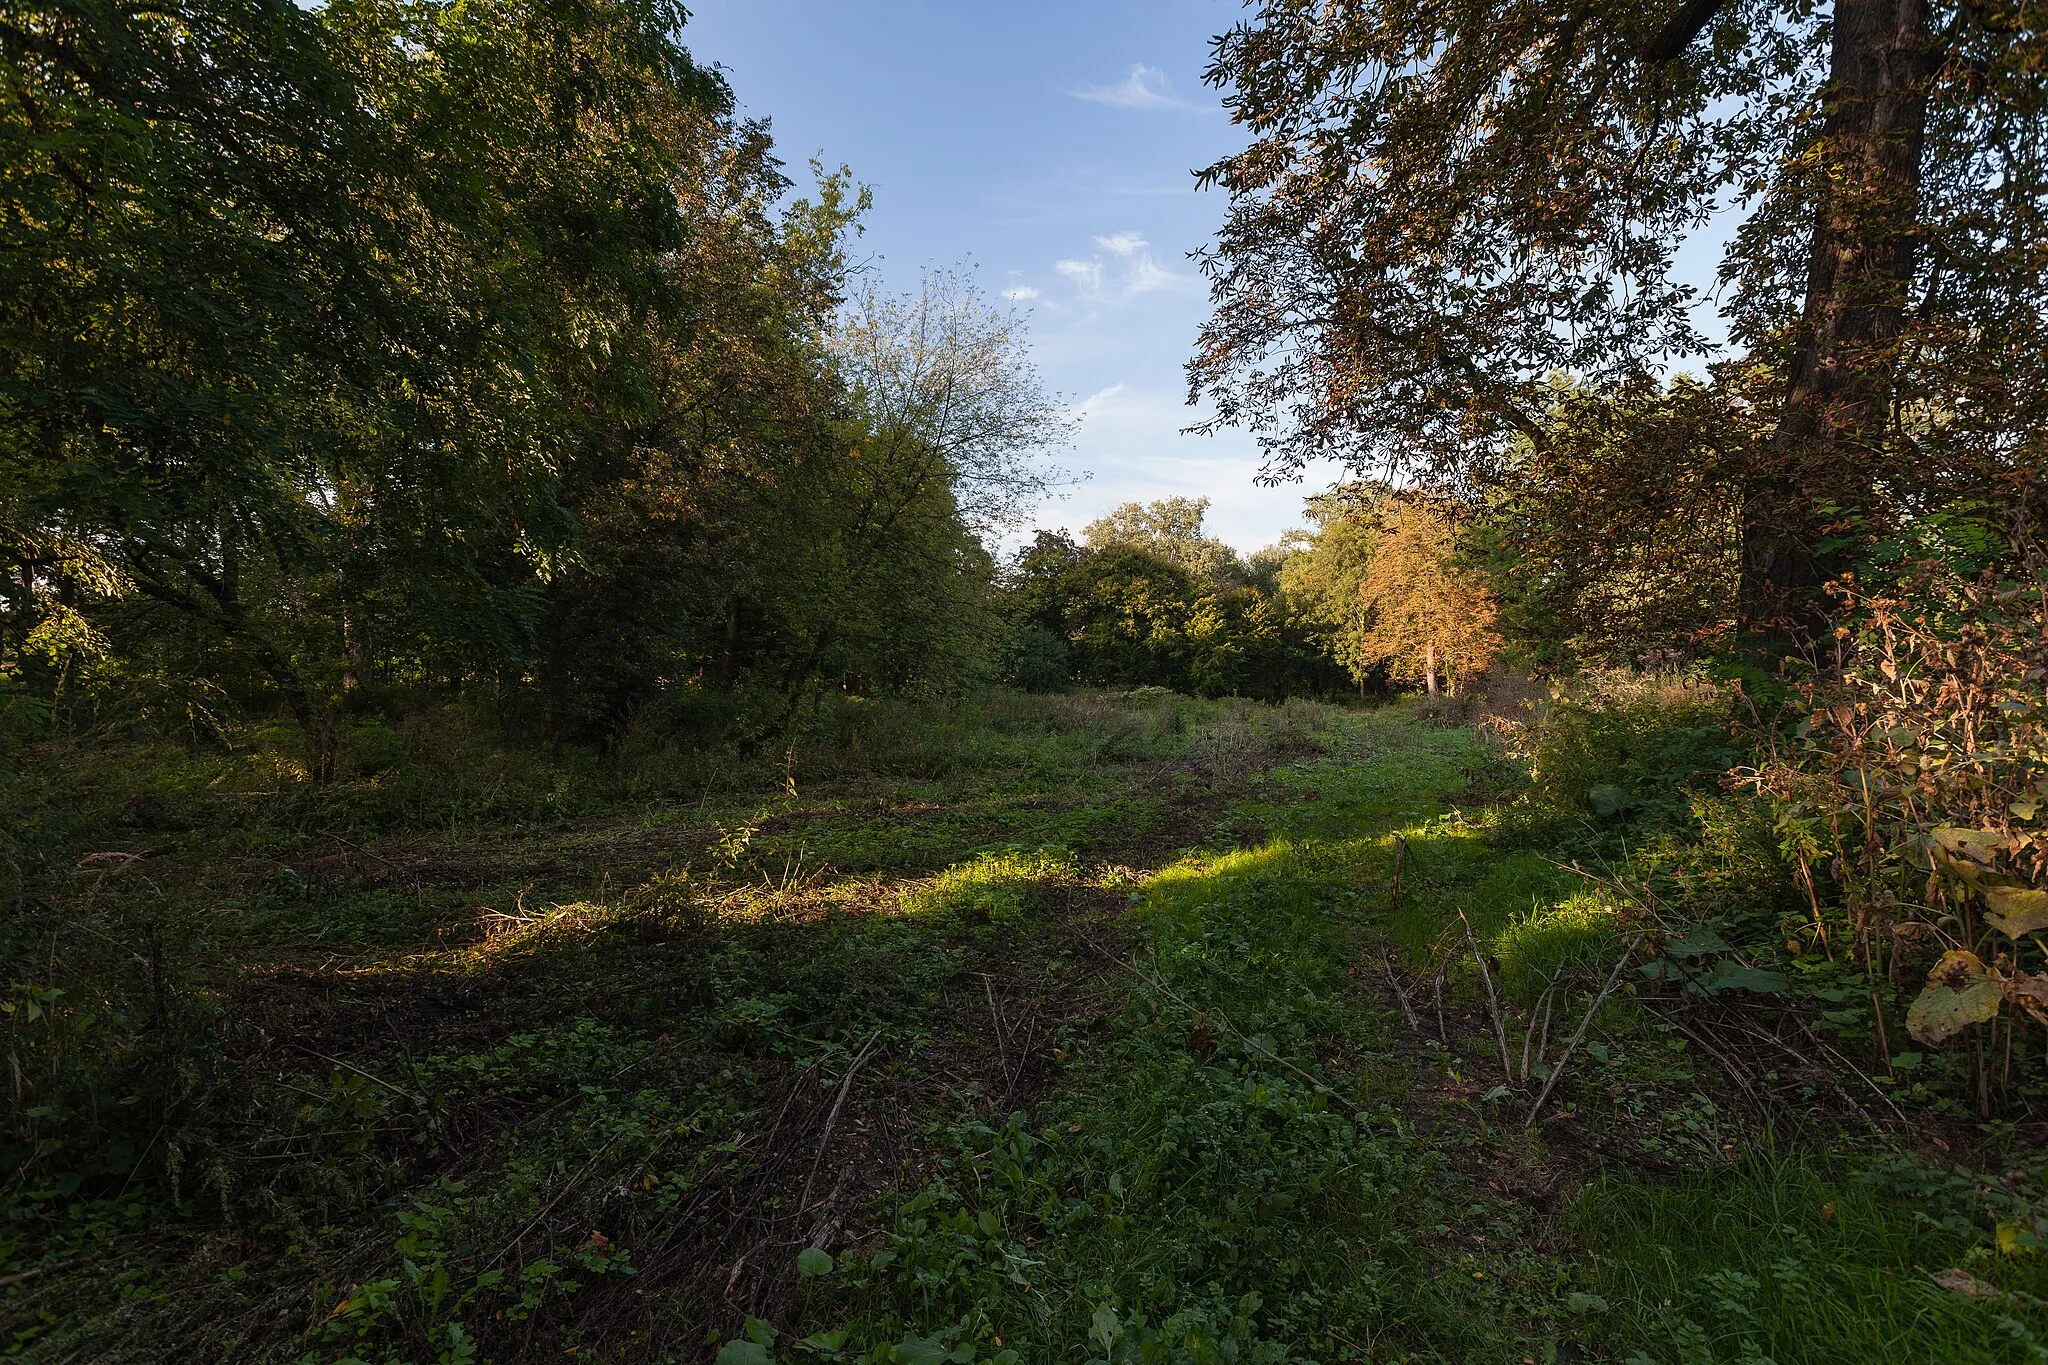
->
[3,692,2045,1363]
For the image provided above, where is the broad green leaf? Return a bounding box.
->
[1986,887,2048,938]
[891,1334,950,1365]
[1588,784,1635,817]
[795,1247,834,1277]
[1704,962,1789,995]
[716,1342,773,1365]
[1663,925,1732,957]
[745,1317,778,1348]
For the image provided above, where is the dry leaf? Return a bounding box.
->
[1907,950,2002,1045]
[1986,886,2048,939]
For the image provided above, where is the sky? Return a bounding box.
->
[680,0,1347,555]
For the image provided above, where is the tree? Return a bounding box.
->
[1356,498,1501,698]
[1276,483,1385,691]
[1192,1,2048,649]
[996,513,1345,700]
[0,0,1061,759]
[1470,381,1746,668]
[0,0,401,752]
[1083,497,1242,584]
[0,0,736,764]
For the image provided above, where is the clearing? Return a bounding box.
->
[3,692,2043,1363]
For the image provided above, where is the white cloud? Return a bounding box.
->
[1127,253,1183,295]
[1055,258,1103,293]
[1076,383,1127,417]
[1072,64,1197,111]
[1045,232,1192,305]
[1002,285,1041,301]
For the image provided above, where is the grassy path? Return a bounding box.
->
[794,710,2048,1365]
[4,698,2044,1363]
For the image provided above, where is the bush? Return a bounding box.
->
[1744,564,2048,1104]
[1512,671,1740,833]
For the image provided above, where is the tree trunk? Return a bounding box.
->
[1741,0,1931,648]
[341,607,369,695]
[1424,640,1440,699]
[715,596,740,688]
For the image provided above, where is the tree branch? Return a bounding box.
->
[1641,0,1731,65]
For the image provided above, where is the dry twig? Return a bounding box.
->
[1460,910,1514,1082]
[1526,934,1644,1128]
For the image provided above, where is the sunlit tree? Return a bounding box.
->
[1357,497,1501,698]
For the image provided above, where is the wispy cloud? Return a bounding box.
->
[1077,383,1127,417]
[1072,64,1198,111]
[1044,231,1192,304]
[1002,285,1041,302]
[1054,258,1104,293]
[1126,254,1183,295]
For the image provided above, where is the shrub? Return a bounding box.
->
[1511,670,1739,832]
[1743,564,2048,1102]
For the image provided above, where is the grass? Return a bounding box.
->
[3,691,2043,1363]
[1576,1150,2048,1365]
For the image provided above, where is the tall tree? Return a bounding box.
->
[1192,1,2048,649]
[1356,496,1501,698]
[1276,484,1384,689]
[1083,497,1243,584]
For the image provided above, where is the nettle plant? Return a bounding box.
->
[1747,564,2048,1100]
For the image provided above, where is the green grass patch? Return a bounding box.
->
[1576,1151,2048,1364]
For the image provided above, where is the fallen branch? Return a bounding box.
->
[0,1254,97,1290]
[1804,1025,1912,1135]
[1381,952,1421,1030]
[1431,961,1448,1043]
[1521,965,1565,1083]
[1646,1002,1770,1121]
[980,974,1011,1090]
[1526,934,1644,1128]
[1460,910,1515,1082]
[797,1028,884,1219]
[487,1131,626,1269]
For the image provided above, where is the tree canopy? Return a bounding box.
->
[1191,0,2048,647]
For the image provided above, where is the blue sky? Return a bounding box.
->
[681,0,1347,554]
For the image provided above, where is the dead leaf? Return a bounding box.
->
[1986,886,2048,939]
[2006,972,2048,1024]
[1928,1267,2013,1304]
[1907,950,2002,1045]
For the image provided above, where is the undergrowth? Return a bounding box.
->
[5,688,2044,1364]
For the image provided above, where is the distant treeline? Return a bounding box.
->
[0,0,1527,772]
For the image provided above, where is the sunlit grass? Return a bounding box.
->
[900,847,1078,922]
[1490,887,1624,1004]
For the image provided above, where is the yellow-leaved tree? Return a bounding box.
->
[1357,497,1501,698]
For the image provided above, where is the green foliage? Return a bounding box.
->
[998,505,1348,700]
[1512,673,1741,837]
[1,2,1058,758]
[1576,1152,2048,1365]
[1274,485,1384,690]
[903,848,1078,924]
